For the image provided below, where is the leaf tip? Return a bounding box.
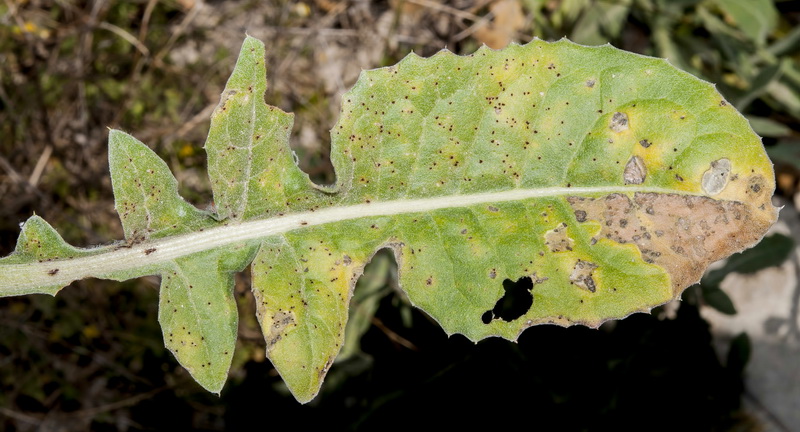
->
[107,129,133,156]
[107,128,125,141]
[241,34,265,54]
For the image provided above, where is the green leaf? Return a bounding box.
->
[109,130,218,241]
[0,36,779,403]
[726,332,751,375]
[1,216,98,296]
[705,234,793,285]
[700,234,792,315]
[766,25,800,58]
[701,284,737,315]
[159,245,255,393]
[651,16,695,74]
[204,37,329,222]
[745,116,791,138]
[714,0,778,46]
[732,60,785,111]
[767,80,800,117]
[767,139,800,170]
[570,0,632,46]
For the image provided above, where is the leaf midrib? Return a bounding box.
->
[1,185,703,292]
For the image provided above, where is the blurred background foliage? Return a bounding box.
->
[0,0,798,430]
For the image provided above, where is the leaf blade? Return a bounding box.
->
[159,244,256,394]
[0,36,780,404]
[204,36,328,222]
[109,130,216,241]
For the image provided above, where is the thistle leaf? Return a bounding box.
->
[0,36,778,403]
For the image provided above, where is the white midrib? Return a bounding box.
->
[1,185,697,292]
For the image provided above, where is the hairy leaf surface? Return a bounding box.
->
[0,36,778,402]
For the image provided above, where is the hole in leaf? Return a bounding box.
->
[483,277,534,324]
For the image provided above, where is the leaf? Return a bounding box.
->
[700,234,793,314]
[745,116,791,138]
[570,0,632,46]
[714,0,778,46]
[767,139,800,170]
[703,233,793,288]
[767,80,800,118]
[721,233,793,274]
[732,60,785,111]
[701,284,737,315]
[766,25,800,58]
[651,15,695,75]
[0,36,779,403]
[726,332,751,375]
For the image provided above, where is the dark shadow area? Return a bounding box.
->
[482,276,534,324]
[220,295,745,432]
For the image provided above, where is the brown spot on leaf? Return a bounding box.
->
[701,158,731,195]
[567,192,777,292]
[570,260,598,292]
[265,310,296,351]
[319,356,335,380]
[610,112,629,133]
[623,156,646,185]
[749,175,765,195]
[545,222,574,252]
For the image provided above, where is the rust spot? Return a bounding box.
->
[144,248,157,255]
[47,268,59,276]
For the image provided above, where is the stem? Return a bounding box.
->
[0,185,696,295]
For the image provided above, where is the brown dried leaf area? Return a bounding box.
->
[545,222,574,252]
[567,187,778,295]
[570,260,599,292]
